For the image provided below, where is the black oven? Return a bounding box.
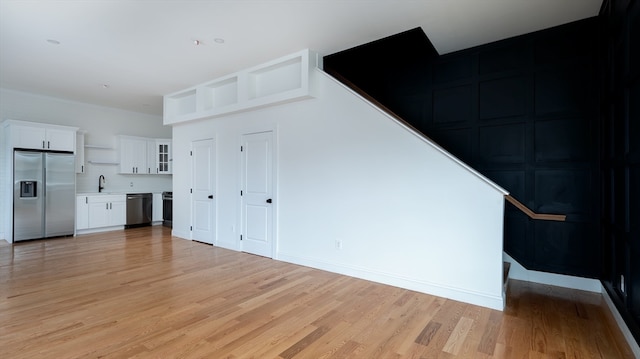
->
[162,191,172,228]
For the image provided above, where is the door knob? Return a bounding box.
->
[266,198,272,203]
[208,195,214,199]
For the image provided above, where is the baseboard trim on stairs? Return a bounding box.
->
[503,253,601,292]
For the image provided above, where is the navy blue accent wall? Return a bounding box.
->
[601,0,640,344]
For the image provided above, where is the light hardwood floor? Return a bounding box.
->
[0,226,633,358]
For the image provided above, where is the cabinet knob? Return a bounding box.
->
[266,198,272,204]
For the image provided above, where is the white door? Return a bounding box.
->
[192,139,215,244]
[241,131,274,257]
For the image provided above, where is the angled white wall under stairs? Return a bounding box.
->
[171,65,508,310]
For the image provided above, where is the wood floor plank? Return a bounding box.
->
[0,227,634,358]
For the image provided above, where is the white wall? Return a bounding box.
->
[172,69,507,310]
[0,88,172,240]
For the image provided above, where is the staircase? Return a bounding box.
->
[323,20,599,279]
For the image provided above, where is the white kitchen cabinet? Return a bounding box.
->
[154,139,172,174]
[87,195,126,228]
[145,139,171,174]
[76,131,85,173]
[146,140,156,174]
[111,200,126,225]
[5,121,77,152]
[152,193,163,222]
[119,136,172,175]
[118,136,147,174]
[76,195,89,230]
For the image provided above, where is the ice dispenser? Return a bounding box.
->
[20,181,37,198]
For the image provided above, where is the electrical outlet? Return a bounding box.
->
[335,240,342,250]
[129,181,134,187]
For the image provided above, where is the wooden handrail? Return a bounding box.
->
[505,195,566,222]
[326,70,567,223]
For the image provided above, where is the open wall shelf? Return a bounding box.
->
[163,49,321,125]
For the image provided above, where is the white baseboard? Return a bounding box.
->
[171,230,190,240]
[278,252,504,311]
[602,285,640,358]
[503,253,601,292]
[76,225,125,235]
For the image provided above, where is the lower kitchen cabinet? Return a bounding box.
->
[77,194,126,231]
[76,196,89,230]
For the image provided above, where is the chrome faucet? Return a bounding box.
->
[98,175,105,192]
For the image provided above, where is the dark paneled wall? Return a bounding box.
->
[601,0,640,343]
[325,18,601,279]
[428,20,600,278]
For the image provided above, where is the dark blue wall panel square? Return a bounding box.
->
[432,85,472,125]
[534,118,590,162]
[479,124,526,163]
[534,169,592,218]
[479,77,527,120]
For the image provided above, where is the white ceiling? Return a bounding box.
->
[0,0,602,117]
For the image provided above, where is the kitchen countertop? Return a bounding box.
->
[77,191,168,196]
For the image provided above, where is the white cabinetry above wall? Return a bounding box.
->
[4,120,77,152]
[163,49,321,125]
[118,135,172,175]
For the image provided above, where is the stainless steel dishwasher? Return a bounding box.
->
[126,193,152,228]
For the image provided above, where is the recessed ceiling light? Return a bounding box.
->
[46,39,60,45]
[214,38,225,44]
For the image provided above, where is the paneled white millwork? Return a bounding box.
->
[241,131,274,258]
[191,139,215,244]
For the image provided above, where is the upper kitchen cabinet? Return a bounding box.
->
[118,135,148,174]
[76,131,85,173]
[146,139,172,175]
[4,120,77,152]
[118,135,172,175]
[163,49,321,125]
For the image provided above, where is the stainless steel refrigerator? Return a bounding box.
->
[14,150,75,241]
